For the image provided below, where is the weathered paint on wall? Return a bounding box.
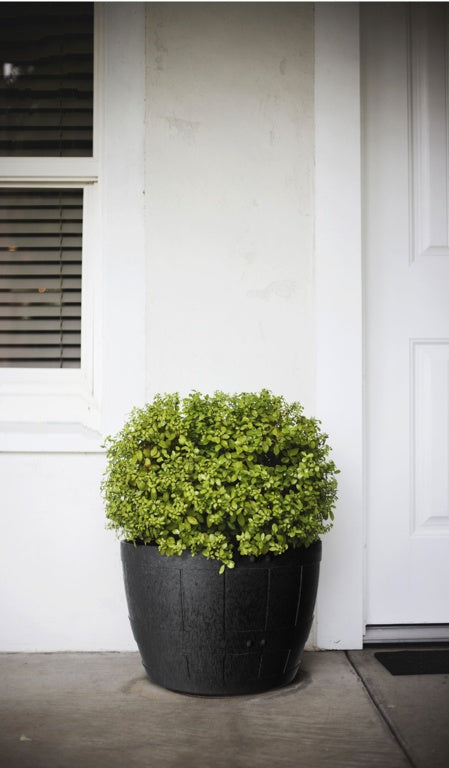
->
[145,3,315,409]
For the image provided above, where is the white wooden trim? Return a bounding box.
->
[93,2,104,164]
[365,624,449,644]
[0,159,99,183]
[100,2,147,439]
[314,3,364,649]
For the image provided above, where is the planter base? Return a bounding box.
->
[121,541,321,696]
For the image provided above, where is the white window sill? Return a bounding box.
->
[0,422,104,453]
[0,369,103,452]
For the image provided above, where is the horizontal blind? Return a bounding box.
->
[0,188,83,368]
[0,2,93,156]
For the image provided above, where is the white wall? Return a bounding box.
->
[0,454,131,650]
[0,3,364,651]
[145,2,315,409]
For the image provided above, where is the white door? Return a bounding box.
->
[364,5,449,638]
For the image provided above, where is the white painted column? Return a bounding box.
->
[314,3,364,648]
[101,2,147,436]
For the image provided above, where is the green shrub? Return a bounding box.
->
[101,390,338,571]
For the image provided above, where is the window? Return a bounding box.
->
[0,2,100,447]
[0,188,83,368]
[0,2,94,157]
[0,3,147,451]
[0,1,93,370]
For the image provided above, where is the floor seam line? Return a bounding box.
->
[344,651,417,768]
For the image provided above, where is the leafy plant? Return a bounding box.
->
[102,390,338,571]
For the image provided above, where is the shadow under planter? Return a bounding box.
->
[121,540,322,696]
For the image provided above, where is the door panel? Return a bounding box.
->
[363,4,449,626]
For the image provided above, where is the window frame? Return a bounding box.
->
[0,3,102,451]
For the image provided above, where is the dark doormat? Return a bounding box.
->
[375,650,449,676]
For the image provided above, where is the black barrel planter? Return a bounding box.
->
[121,540,322,696]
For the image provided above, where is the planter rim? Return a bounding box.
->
[120,539,322,570]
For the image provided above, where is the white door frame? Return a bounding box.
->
[314,3,364,649]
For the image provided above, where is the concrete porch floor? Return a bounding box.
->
[1,649,448,768]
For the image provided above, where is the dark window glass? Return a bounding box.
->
[0,2,93,157]
[0,188,83,368]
